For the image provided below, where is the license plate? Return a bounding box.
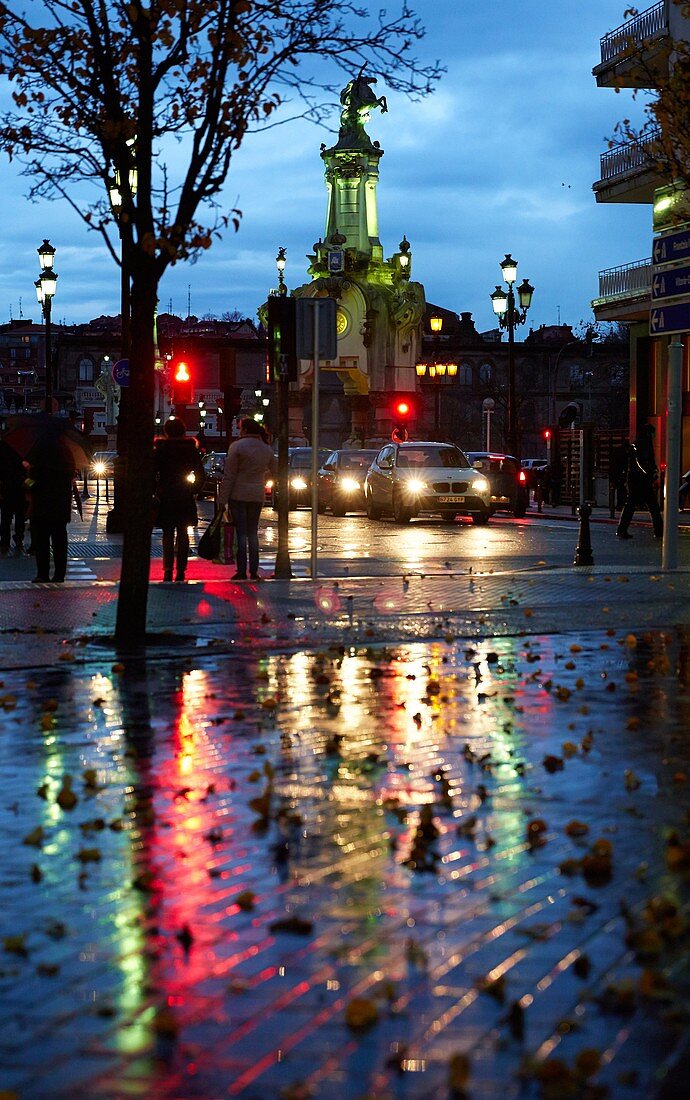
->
[438,495,465,504]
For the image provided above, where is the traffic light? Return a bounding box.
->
[543,428,551,443]
[390,392,419,441]
[267,296,298,382]
[224,386,243,419]
[172,360,193,405]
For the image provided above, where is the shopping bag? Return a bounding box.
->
[213,521,235,564]
[197,511,223,560]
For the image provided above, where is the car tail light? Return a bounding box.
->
[518,470,527,483]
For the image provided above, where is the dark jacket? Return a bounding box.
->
[153,436,204,527]
[27,450,75,525]
[0,441,25,504]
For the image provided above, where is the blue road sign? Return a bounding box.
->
[112,358,130,387]
[649,301,690,336]
[652,225,690,266]
[651,263,690,302]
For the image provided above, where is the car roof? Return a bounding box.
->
[394,441,462,448]
[467,451,518,461]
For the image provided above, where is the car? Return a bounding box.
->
[465,452,529,518]
[364,440,492,524]
[199,451,227,498]
[316,449,380,516]
[274,447,331,509]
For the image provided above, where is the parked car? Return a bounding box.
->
[317,449,380,515]
[199,451,226,498]
[364,441,492,524]
[274,447,331,510]
[465,452,529,518]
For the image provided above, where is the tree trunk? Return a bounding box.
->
[114,262,158,645]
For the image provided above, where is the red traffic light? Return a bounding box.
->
[543,428,551,441]
[394,398,412,418]
[172,360,193,405]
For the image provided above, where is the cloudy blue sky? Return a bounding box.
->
[0,1,652,333]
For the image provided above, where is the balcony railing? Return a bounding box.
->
[598,130,661,181]
[599,2,665,64]
[596,258,652,303]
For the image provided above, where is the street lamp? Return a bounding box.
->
[490,253,534,458]
[272,247,291,578]
[35,239,58,407]
[415,316,458,437]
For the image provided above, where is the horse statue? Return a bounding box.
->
[339,70,388,134]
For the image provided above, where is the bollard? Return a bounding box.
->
[574,501,594,566]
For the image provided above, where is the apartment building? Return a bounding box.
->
[592,0,690,462]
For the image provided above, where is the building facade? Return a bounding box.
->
[592,0,690,463]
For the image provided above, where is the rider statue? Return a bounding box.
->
[339,69,387,141]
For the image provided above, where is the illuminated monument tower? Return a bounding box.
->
[292,71,425,443]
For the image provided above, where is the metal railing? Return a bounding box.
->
[598,130,661,181]
[596,258,652,303]
[599,2,666,64]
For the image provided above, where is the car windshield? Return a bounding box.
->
[396,446,469,469]
[291,450,329,469]
[339,452,378,470]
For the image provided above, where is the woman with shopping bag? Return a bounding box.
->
[216,419,276,581]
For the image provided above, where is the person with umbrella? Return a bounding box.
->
[3,414,91,583]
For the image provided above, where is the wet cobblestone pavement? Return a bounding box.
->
[2,624,690,1098]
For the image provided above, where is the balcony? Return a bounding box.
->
[593,130,663,203]
[592,258,652,323]
[594,2,670,89]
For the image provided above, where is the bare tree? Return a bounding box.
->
[0,0,441,641]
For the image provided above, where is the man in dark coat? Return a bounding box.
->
[153,416,205,582]
[616,424,663,539]
[27,444,76,582]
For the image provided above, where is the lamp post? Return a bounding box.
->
[272,247,292,578]
[415,315,458,438]
[490,254,534,459]
[35,239,58,408]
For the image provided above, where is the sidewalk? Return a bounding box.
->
[1,514,690,1098]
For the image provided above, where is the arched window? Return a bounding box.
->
[78,356,94,383]
[479,362,493,384]
[457,363,473,387]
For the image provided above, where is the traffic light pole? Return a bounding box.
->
[310,304,320,580]
[274,356,292,579]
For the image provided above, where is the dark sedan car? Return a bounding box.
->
[316,449,379,516]
[273,447,331,510]
[465,452,529,518]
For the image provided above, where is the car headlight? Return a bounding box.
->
[405,478,427,493]
[338,477,360,493]
[187,472,196,484]
[471,477,490,494]
[291,476,308,491]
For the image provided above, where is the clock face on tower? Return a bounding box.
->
[336,309,349,336]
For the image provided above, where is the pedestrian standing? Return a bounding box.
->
[0,439,27,556]
[153,417,205,583]
[26,444,76,582]
[616,424,663,539]
[216,418,277,581]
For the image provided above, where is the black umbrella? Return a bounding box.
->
[3,414,93,471]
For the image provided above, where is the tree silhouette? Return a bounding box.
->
[0,0,441,640]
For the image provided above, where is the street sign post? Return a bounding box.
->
[652,225,690,266]
[651,263,690,302]
[649,301,690,336]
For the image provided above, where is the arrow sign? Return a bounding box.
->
[651,263,690,302]
[649,301,690,336]
[652,224,690,266]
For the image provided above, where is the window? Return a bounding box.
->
[78,356,94,382]
[569,363,584,387]
[609,363,626,386]
[479,362,493,384]
[457,363,473,387]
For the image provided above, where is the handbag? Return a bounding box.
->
[197,510,224,560]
